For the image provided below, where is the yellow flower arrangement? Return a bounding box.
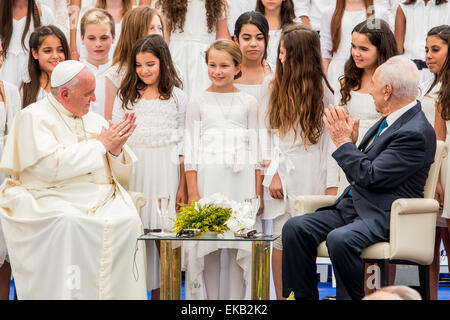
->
[172,201,232,234]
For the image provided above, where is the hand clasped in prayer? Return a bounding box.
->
[98,112,137,156]
[323,104,361,149]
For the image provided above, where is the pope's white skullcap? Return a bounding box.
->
[51,60,86,87]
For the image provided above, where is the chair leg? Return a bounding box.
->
[379,260,390,288]
[418,265,431,300]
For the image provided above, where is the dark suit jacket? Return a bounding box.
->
[326,102,436,239]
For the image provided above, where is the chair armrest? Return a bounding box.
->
[128,191,147,211]
[292,195,338,216]
[389,198,439,265]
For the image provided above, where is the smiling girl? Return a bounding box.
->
[104,6,166,120]
[184,39,260,300]
[112,34,187,299]
[20,25,70,108]
[326,19,398,195]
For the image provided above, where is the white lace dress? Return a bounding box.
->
[112,87,186,290]
[0,80,21,268]
[166,0,223,99]
[183,90,259,300]
[0,4,55,86]
[327,90,381,193]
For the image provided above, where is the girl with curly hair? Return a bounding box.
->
[104,6,166,120]
[155,0,230,99]
[113,34,187,300]
[320,0,390,92]
[326,18,398,196]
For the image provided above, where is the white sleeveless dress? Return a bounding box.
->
[183,90,259,300]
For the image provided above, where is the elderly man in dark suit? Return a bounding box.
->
[282,56,437,300]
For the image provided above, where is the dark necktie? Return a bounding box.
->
[348,118,387,196]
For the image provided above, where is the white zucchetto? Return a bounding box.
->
[51,60,86,87]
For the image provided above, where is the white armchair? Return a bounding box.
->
[292,140,448,299]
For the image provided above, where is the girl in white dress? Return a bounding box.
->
[326,19,398,195]
[0,38,22,300]
[394,0,450,88]
[155,0,230,100]
[259,24,333,300]
[0,0,55,86]
[427,25,450,300]
[69,0,134,61]
[184,39,260,300]
[255,0,296,69]
[104,6,166,120]
[112,34,187,299]
[233,11,273,229]
[320,0,390,92]
[20,25,70,108]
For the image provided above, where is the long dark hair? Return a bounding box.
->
[268,24,333,146]
[119,34,182,110]
[156,0,228,33]
[21,25,70,108]
[339,19,397,105]
[428,25,450,120]
[0,37,5,104]
[0,0,41,56]
[233,11,269,63]
[255,0,295,29]
[330,0,374,56]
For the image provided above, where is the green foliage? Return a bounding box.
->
[172,201,232,234]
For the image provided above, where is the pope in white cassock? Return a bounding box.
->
[0,60,147,299]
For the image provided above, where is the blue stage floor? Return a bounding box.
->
[10,278,450,300]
